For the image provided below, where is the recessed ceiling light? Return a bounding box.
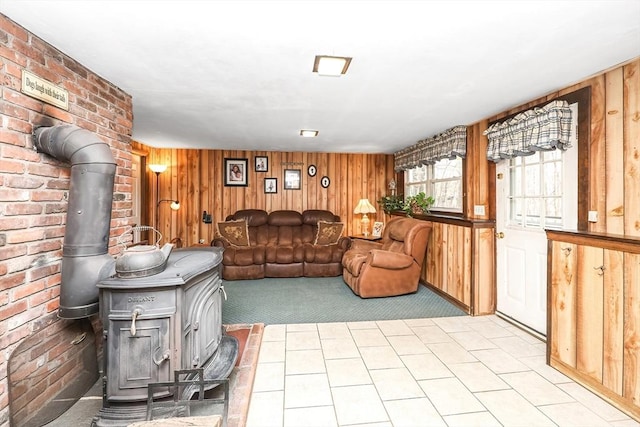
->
[300,130,319,137]
[313,55,352,77]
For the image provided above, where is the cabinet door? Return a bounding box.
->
[576,245,604,382]
[623,253,640,407]
[550,240,577,367]
[603,249,624,395]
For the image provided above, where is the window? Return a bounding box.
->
[405,157,463,212]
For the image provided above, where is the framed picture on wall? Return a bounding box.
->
[264,178,277,193]
[284,169,301,190]
[255,156,268,172]
[224,158,248,186]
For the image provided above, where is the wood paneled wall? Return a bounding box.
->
[135,146,395,246]
[483,58,640,237]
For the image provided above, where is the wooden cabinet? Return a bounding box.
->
[418,216,495,315]
[547,230,640,421]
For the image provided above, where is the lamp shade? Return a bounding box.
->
[149,164,167,173]
[354,199,376,214]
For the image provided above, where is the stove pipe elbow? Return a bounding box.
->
[34,125,117,319]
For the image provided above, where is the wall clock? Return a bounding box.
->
[308,164,317,177]
[320,176,330,188]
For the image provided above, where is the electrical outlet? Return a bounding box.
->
[588,211,598,222]
[474,205,485,216]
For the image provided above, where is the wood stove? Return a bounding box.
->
[92,247,237,426]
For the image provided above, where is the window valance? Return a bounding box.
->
[484,100,573,162]
[394,125,467,172]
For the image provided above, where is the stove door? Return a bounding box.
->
[107,317,172,402]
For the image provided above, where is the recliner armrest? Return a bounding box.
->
[368,250,414,269]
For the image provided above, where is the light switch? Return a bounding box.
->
[588,211,598,222]
[474,205,485,216]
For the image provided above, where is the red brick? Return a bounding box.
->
[11,38,45,65]
[28,264,58,282]
[7,229,44,244]
[42,104,73,122]
[43,226,65,239]
[3,89,42,113]
[1,144,40,162]
[30,217,62,230]
[44,203,67,214]
[0,159,26,174]
[0,101,29,121]
[5,117,32,134]
[31,190,64,202]
[4,203,42,216]
[0,130,26,147]
[28,287,56,307]
[0,217,29,230]
[0,299,26,321]
[5,176,44,189]
[0,188,29,202]
[12,280,45,301]
[0,15,28,41]
[0,244,27,261]
[27,240,61,255]
[45,298,59,313]
[26,162,61,178]
[0,264,7,276]
[46,179,69,190]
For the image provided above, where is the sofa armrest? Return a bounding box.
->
[337,236,352,251]
[350,239,382,253]
[212,237,228,248]
[368,250,414,270]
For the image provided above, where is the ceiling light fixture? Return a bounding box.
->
[300,130,319,138]
[313,55,352,77]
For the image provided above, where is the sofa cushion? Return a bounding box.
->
[228,209,268,227]
[217,219,250,246]
[268,210,303,226]
[302,209,339,225]
[314,221,344,245]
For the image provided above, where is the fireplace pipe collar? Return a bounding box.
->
[33,125,117,319]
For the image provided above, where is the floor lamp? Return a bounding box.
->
[149,164,181,243]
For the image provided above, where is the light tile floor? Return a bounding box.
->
[246,315,640,427]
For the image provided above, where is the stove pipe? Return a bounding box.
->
[33,125,117,319]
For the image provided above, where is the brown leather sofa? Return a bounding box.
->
[342,216,432,298]
[212,209,350,280]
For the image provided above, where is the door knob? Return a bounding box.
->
[495,232,504,239]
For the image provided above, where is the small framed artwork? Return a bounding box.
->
[307,164,317,177]
[255,156,268,172]
[284,169,301,190]
[320,176,330,188]
[372,221,384,238]
[264,178,277,193]
[224,158,248,186]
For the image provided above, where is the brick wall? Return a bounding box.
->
[0,15,133,426]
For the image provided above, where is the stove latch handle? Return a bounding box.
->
[153,348,171,365]
[130,308,143,336]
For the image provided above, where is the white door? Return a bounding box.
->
[495,104,578,336]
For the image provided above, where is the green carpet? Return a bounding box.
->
[221,276,466,325]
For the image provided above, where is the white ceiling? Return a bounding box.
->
[2,1,639,154]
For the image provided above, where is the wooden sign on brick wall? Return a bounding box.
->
[21,69,69,110]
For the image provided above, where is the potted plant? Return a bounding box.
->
[403,192,435,216]
[377,194,404,214]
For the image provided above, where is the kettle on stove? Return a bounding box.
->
[115,226,174,278]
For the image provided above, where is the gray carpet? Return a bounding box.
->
[221,276,466,325]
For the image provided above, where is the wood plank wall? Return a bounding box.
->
[484,58,640,237]
[133,146,395,246]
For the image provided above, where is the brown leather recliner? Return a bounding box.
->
[342,217,432,298]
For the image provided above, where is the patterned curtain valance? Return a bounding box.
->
[394,125,467,172]
[484,100,573,163]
